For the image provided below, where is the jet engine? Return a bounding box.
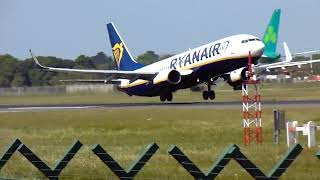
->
[227,67,248,90]
[229,67,248,82]
[153,70,181,85]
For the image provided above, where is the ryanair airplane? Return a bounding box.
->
[30,9,320,102]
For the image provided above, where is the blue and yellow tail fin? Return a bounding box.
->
[262,9,281,60]
[107,23,144,71]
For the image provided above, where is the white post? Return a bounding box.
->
[293,121,298,144]
[286,121,316,148]
[307,121,316,147]
[286,122,290,147]
[286,121,298,147]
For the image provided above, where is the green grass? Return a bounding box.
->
[0,82,319,105]
[0,107,319,179]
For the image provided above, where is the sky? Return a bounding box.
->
[1,0,319,60]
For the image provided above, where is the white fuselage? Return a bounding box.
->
[120,34,264,88]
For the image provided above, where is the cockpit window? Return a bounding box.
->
[241,38,261,43]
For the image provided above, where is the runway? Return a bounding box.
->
[0,100,320,112]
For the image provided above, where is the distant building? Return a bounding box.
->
[310,75,320,81]
[261,74,292,83]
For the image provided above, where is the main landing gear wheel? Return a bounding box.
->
[209,90,215,100]
[202,81,216,100]
[160,95,166,102]
[160,92,173,102]
[202,90,215,100]
[203,91,209,100]
[166,93,173,101]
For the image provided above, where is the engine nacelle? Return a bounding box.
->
[153,70,181,85]
[229,67,248,82]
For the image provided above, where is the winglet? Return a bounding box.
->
[29,49,48,69]
[283,42,292,62]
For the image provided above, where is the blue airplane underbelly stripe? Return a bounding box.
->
[119,57,255,97]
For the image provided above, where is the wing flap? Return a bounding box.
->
[60,79,121,84]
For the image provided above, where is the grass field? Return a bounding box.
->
[0,107,319,179]
[0,82,319,105]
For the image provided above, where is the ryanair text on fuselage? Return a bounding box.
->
[170,40,230,69]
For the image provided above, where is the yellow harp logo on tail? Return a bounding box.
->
[112,43,124,67]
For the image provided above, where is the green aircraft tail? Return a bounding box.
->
[262,9,281,59]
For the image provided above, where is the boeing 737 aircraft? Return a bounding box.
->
[30,9,320,102]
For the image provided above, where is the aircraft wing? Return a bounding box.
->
[255,59,320,73]
[260,59,320,70]
[255,42,320,72]
[30,50,156,81]
[279,42,320,58]
[59,79,121,84]
[290,50,320,56]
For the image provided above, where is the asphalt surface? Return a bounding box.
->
[0,100,319,112]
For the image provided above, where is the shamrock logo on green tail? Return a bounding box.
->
[264,26,277,44]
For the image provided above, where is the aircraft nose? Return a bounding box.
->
[251,41,265,57]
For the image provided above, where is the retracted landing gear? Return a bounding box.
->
[160,92,173,102]
[202,81,215,100]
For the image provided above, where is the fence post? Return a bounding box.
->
[273,110,286,145]
[273,109,280,145]
[307,121,316,147]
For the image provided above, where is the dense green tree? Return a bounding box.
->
[12,60,32,86]
[312,53,320,60]
[292,56,309,62]
[136,51,159,65]
[91,52,116,70]
[74,55,96,69]
[11,73,28,87]
[0,51,319,88]
[91,52,108,65]
[0,55,18,87]
[159,54,173,60]
[311,53,320,74]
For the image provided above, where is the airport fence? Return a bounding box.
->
[0,84,114,96]
[0,139,319,180]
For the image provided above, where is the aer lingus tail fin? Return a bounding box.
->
[262,9,281,59]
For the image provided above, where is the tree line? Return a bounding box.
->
[0,51,171,87]
[0,51,319,87]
